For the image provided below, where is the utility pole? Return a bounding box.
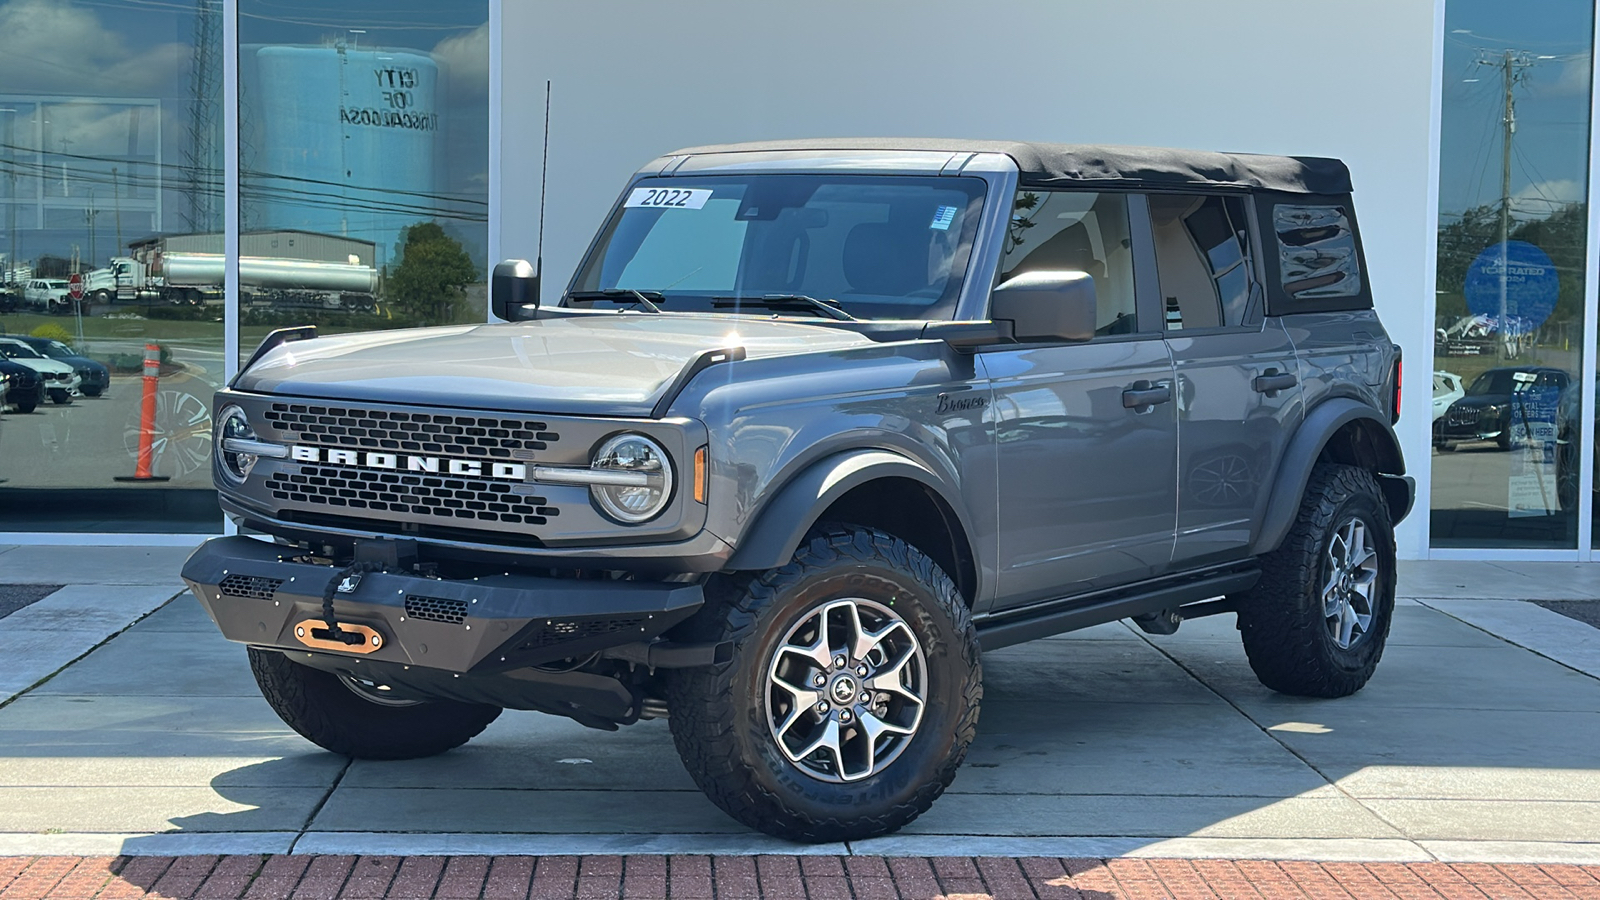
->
[85,188,97,269]
[111,166,123,257]
[1478,49,1533,363]
[58,137,72,196]
[1,109,15,289]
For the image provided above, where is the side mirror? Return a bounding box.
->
[491,259,539,321]
[988,270,1097,343]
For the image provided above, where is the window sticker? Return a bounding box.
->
[930,205,958,231]
[624,187,712,210]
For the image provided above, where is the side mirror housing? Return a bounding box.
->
[491,259,539,321]
[988,270,1097,343]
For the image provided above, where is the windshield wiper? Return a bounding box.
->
[566,289,664,313]
[710,294,856,321]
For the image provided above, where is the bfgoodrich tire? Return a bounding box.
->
[665,524,982,843]
[1236,463,1397,698]
[248,647,501,759]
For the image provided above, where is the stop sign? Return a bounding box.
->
[68,273,84,300]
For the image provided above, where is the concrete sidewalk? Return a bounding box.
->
[2,548,1599,863]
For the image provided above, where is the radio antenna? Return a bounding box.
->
[535,80,551,288]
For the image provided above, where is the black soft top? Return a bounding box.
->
[668,138,1351,195]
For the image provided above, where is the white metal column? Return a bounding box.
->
[1419,0,1446,558]
[1579,5,1600,560]
[487,0,503,317]
[221,0,240,537]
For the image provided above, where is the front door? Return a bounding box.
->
[985,189,1178,608]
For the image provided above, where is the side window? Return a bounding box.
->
[1149,194,1255,330]
[1274,203,1361,300]
[999,190,1137,336]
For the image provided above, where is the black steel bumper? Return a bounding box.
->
[181,536,706,675]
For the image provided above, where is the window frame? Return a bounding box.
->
[1255,190,1374,315]
[1141,188,1269,337]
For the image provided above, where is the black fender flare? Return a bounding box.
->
[724,449,969,573]
[1251,398,1413,555]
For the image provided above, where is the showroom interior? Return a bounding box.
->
[0,0,1596,562]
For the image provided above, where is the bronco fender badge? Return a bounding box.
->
[935,392,988,415]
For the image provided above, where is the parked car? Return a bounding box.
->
[1432,371,1464,422]
[0,337,80,403]
[0,357,43,413]
[1433,366,1568,451]
[22,279,71,313]
[3,335,109,397]
[182,139,1410,842]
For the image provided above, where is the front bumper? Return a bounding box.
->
[181,535,705,674]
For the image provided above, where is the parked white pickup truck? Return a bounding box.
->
[22,279,71,313]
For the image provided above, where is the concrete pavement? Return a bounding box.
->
[2,550,1600,862]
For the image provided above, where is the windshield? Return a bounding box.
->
[570,174,988,320]
[0,342,42,360]
[41,341,73,359]
[1466,369,1559,396]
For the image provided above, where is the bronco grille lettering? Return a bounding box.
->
[290,445,528,481]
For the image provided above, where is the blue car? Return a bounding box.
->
[0,357,43,413]
[3,334,110,397]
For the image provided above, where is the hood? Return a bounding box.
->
[4,356,72,375]
[1451,393,1511,409]
[234,313,876,416]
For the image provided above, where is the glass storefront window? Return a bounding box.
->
[0,0,226,531]
[236,1,489,359]
[1431,0,1595,548]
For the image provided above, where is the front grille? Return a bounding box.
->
[267,464,562,525]
[1447,407,1480,427]
[404,594,468,625]
[520,616,647,650]
[263,402,561,461]
[219,574,283,601]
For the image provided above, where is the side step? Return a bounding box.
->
[975,565,1258,651]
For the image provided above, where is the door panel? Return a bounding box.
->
[983,339,1178,608]
[1168,319,1303,566]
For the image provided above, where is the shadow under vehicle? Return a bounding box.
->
[1433,366,1568,452]
[1,334,110,398]
[182,139,1410,843]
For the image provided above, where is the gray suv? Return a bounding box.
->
[183,139,1413,842]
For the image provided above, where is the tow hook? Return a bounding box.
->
[293,619,384,653]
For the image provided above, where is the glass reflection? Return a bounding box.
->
[237,1,489,356]
[1430,0,1593,548]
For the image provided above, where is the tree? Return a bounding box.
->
[385,221,478,324]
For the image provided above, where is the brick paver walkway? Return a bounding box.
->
[3,855,1599,899]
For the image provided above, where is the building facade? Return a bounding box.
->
[0,0,1595,562]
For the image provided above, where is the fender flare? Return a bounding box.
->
[1251,398,1412,555]
[725,449,967,572]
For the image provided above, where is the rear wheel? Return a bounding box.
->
[248,647,500,759]
[666,524,981,842]
[1236,464,1396,698]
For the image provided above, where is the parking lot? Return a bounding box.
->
[3,547,1600,866]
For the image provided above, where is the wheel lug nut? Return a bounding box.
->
[813,675,825,687]
[834,656,846,668]
[840,710,852,722]
[856,665,868,677]
[817,701,829,713]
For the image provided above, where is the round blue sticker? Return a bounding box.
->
[1463,240,1559,330]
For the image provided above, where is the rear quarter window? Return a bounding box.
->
[1259,193,1373,314]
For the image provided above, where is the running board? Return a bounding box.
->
[974,565,1260,652]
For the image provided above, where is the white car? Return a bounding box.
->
[22,279,71,312]
[0,338,80,404]
[1433,370,1465,422]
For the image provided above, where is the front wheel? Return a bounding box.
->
[48,389,71,405]
[1236,464,1396,698]
[247,647,501,759]
[666,525,981,842]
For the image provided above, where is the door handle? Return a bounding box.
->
[1122,380,1172,410]
[1253,369,1298,395]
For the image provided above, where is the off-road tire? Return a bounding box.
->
[1236,463,1396,698]
[665,524,982,843]
[247,647,500,759]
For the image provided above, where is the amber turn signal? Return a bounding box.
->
[693,446,707,503]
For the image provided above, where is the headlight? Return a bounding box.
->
[590,433,674,523]
[217,405,260,482]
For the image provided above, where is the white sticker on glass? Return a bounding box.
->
[624,187,712,210]
[930,205,958,230]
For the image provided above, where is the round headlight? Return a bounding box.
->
[216,405,259,482]
[590,433,673,523]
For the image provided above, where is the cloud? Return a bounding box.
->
[1551,53,1592,97]
[432,21,489,103]
[1511,178,1585,215]
[0,0,188,97]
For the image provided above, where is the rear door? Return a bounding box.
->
[1146,193,1304,567]
[983,189,1178,607]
